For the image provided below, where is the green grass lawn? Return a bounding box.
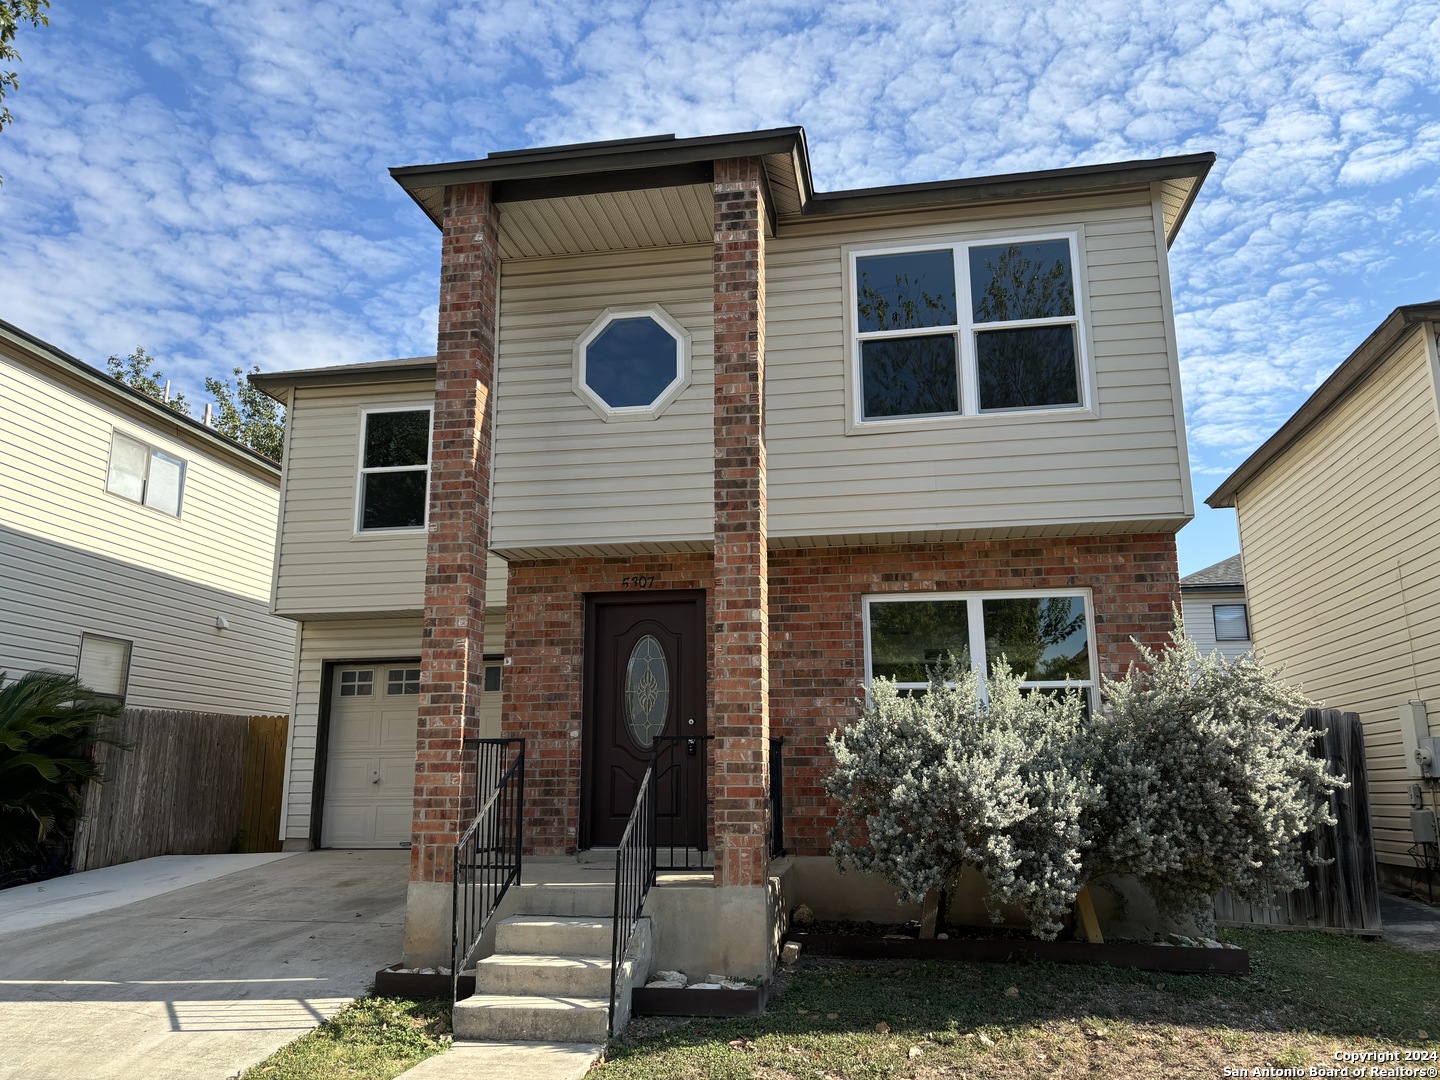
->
[597,929,1440,1079]
[239,995,451,1080]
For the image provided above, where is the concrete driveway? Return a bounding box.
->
[0,850,408,1080]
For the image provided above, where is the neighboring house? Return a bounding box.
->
[252,127,1212,989]
[1208,302,1440,887]
[1180,554,1252,660]
[0,319,296,717]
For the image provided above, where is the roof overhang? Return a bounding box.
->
[390,127,1213,255]
[0,317,281,476]
[390,127,813,234]
[249,355,438,403]
[806,153,1214,248]
[1207,302,1440,508]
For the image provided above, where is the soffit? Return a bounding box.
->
[497,183,715,259]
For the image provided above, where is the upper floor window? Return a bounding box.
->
[1213,603,1250,641]
[573,305,691,421]
[358,408,431,532]
[864,590,1095,705]
[106,431,186,516]
[851,235,1087,424]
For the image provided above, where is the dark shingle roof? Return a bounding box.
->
[1180,554,1245,588]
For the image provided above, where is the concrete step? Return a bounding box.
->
[495,915,613,956]
[452,992,610,1043]
[474,952,612,997]
[509,883,615,918]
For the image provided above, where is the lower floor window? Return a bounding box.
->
[864,590,1095,700]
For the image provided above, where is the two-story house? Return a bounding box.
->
[1208,302,1440,889]
[0,319,295,716]
[253,127,1211,1028]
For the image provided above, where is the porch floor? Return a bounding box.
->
[519,855,713,889]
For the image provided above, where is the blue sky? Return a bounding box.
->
[1,0,1437,575]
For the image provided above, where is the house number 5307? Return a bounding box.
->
[622,575,657,590]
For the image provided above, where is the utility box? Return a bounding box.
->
[1419,737,1440,780]
[1399,701,1431,779]
[1413,809,1439,846]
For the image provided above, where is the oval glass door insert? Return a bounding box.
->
[624,634,669,748]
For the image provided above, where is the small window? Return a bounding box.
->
[77,634,132,700]
[573,306,691,421]
[387,668,421,695]
[339,669,374,697]
[865,591,1094,701]
[358,409,430,531]
[107,431,186,516]
[483,664,502,693]
[850,235,1086,424]
[1214,604,1250,641]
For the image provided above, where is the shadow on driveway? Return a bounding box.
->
[0,850,408,1080]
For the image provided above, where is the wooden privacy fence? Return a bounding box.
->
[72,709,289,872]
[1214,708,1382,935]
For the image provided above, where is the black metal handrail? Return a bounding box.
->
[463,736,524,816]
[651,734,714,871]
[452,742,524,1006]
[609,762,656,1037]
[769,735,785,858]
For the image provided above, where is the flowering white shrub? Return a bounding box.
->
[1087,630,1343,927]
[826,633,1344,940]
[825,658,1092,940]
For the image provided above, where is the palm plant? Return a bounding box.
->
[0,669,125,880]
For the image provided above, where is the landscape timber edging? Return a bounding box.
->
[632,981,769,1017]
[786,933,1250,974]
[374,968,475,1000]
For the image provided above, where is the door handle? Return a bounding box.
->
[687,738,697,756]
[370,768,381,785]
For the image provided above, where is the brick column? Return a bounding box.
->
[411,181,500,887]
[711,158,770,888]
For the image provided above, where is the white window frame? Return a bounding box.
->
[105,429,187,517]
[354,405,433,535]
[572,304,692,422]
[1213,603,1250,642]
[862,588,1098,705]
[77,633,133,701]
[846,230,1092,429]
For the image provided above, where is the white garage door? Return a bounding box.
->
[322,664,420,848]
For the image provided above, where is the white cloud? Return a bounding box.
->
[1,0,1439,571]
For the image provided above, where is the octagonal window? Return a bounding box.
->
[574,306,691,421]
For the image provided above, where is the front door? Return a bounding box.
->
[583,592,706,848]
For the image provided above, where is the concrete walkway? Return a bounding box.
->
[0,850,408,1080]
[396,1041,603,1080]
[1380,890,1440,951]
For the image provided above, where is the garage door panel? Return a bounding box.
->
[379,710,419,745]
[378,756,417,789]
[327,755,379,796]
[375,805,415,841]
[321,804,375,849]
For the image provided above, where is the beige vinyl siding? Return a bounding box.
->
[0,353,279,600]
[283,612,506,842]
[0,524,294,714]
[490,245,715,555]
[273,378,506,616]
[1234,324,1440,866]
[765,190,1190,542]
[1180,588,1252,661]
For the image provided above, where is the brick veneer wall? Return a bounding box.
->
[503,554,715,855]
[768,534,1181,857]
[711,157,771,887]
[499,533,1179,861]
[411,181,499,885]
